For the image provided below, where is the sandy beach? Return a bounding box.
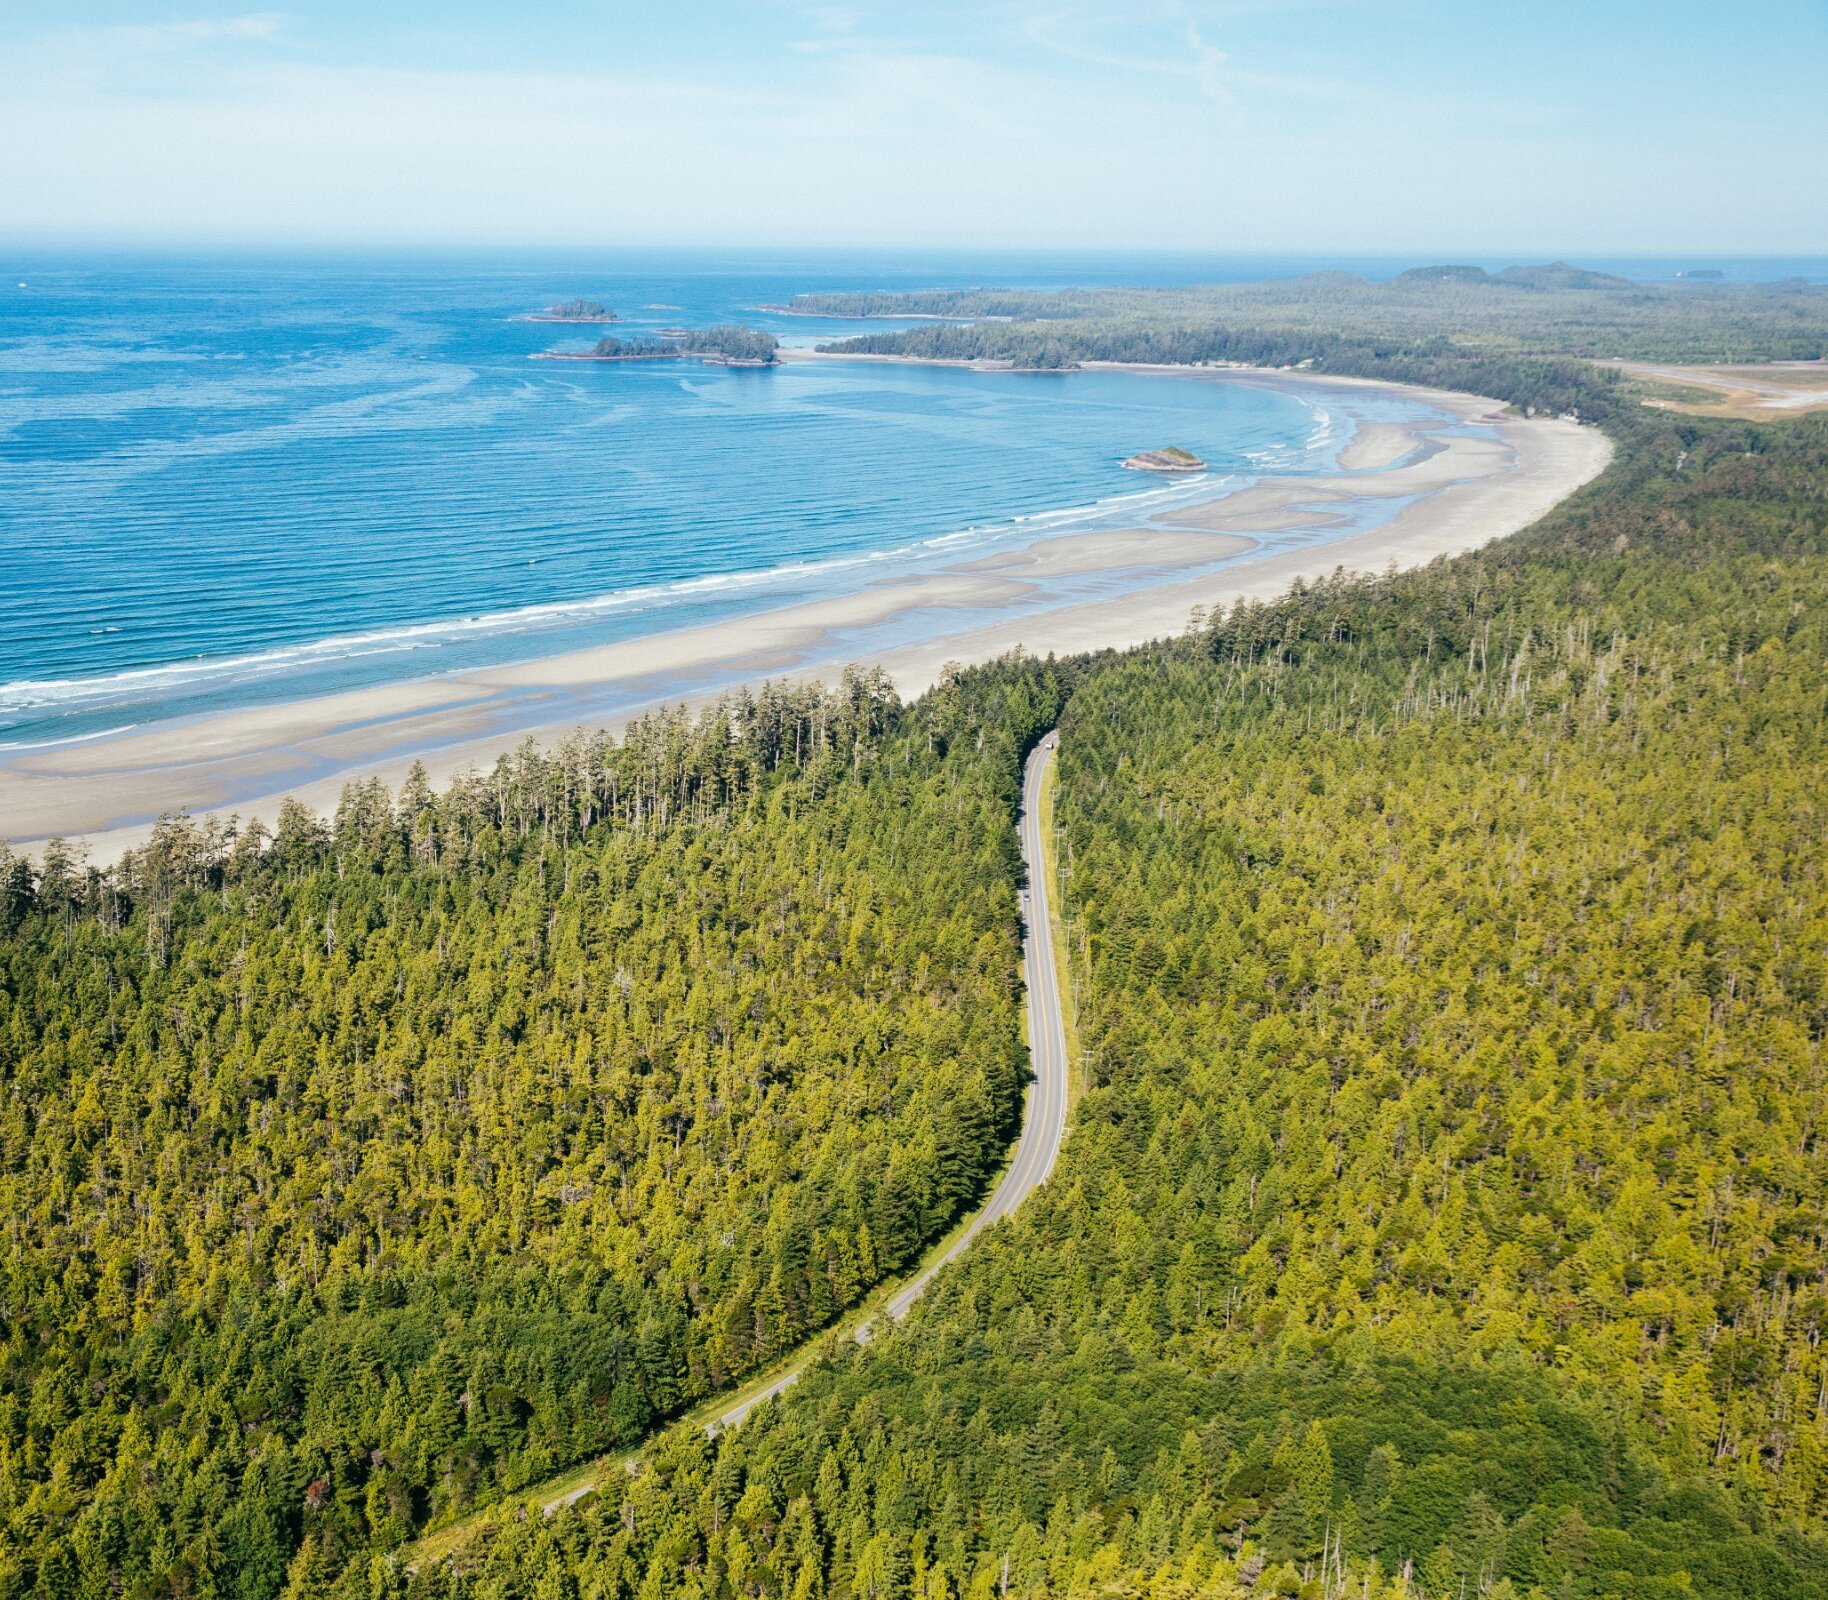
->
[0,366,1612,859]
[1334,420,1425,470]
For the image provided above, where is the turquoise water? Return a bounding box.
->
[0,254,1427,747]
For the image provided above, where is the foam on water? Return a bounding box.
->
[0,471,1246,725]
[0,257,1440,746]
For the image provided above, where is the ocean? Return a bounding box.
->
[3,249,1819,752]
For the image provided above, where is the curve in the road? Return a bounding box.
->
[546,732,1071,1506]
[696,731,1070,1425]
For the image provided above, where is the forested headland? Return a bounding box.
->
[4,280,1828,1600]
[797,269,1828,366]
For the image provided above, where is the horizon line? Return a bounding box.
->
[5,239,1826,263]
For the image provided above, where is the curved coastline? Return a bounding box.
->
[0,365,1611,859]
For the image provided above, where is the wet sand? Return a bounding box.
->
[1160,431,1503,531]
[0,367,1613,859]
[1335,421,1422,470]
[957,527,1253,577]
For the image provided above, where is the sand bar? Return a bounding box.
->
[0,367,1612,860]
[1335,421,1420,471]
[957,527,1252,578]
[1159,432,1500,532]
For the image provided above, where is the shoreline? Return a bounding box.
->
[0,365,1612,861]
[532,351,779,366]
[755,305,996,322]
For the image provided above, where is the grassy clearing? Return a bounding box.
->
[1612,360,1828,420]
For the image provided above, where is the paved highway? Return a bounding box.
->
[543,733,1070,1504]
[709,732,1069,1429]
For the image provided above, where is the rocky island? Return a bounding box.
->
[515,298,620,324]
[535,324,780,367]
[1121,446,1206,473]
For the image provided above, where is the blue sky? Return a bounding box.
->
[3,2,1824,251]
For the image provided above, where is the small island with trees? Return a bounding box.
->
[1122,445,1206,473]
[537,323,781,366]
[515,298,620,323]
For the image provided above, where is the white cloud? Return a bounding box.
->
[115,13,288,49]
[0,45,1255,247]
[1020,8,1233,101]
[1023,11,1187,78]
[0,3,1819,252]
[170,14,286,40]
[1185,23,1230,101]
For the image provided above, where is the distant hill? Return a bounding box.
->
[1494,260,1635,290]
[1393,263,1492,285]
[1392,262,1636,291]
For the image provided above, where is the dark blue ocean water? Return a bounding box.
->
[6,249,1813,748]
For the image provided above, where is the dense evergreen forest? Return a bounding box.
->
[534,301,618,323]
[671,327,780,363]
[378,372,1828,1596]
[585,326,780,363]
[5,283,1828,1600]
[797,270,1828,364]
[0,667,1068,1596]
